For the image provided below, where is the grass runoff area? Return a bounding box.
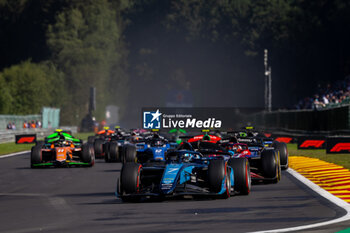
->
[0,132,94,156]
[287,144,350,170]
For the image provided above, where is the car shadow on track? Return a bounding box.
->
[101,169,121,172]
[15,167,31,170]
[79,195,227,205]
[58,192,113,197]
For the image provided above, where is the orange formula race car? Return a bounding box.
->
[30,130,95,168]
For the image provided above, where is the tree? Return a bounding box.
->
[0,60,64,114]
[47,0,129,124]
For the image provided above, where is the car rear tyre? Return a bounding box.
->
[109,142,120,162]
[82,143,95,166]
[103,143,110,161]
[261,149,280,183]
[274,151,282,183]
[104,144,110,162]
[273,141,288,170]
[124,145,137,163]
[228,158,251,195]
[120,163,142,202]
[261,149,277,178]
[120,146,126,163]
[94,139,104,157]
[208,160,230,198]
[31,145,42,168]
[88,136,95,144]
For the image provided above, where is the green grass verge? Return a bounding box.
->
[287,143,350,169]
[0,132,94,156]
[0,142,32,155]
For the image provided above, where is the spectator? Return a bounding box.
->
[100,119,106,131]
[31,120,36,128]
[6,122,12,130]
[23,121,28,128]
[323,95,329,104]
[11,122,16,130]
[296,77,350,109]
[93,117,99,134]
[36,120,42,128]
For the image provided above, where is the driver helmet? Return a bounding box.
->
[131,135,139,143]
[152,139,164,147]
[55,129,63,136]
[231,145,238,152]
[182,153,193,162]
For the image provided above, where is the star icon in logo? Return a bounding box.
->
[150,109,162,122]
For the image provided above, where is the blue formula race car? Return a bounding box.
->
[116,150,251,202]
[122,133,178,164]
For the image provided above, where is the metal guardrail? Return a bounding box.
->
[0,126,78,144]
[0,129,52,144]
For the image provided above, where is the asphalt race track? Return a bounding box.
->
[0,153,348,233]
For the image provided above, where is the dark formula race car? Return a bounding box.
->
[230,136,282,183]
[116,150,251,202]
[89,126,129,163]
[185,132,282,184]
[232,128,289,169]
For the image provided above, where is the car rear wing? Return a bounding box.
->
[236,137,256,143]
[247,143,264,148]
[178,135,195,142]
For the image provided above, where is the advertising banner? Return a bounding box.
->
[326,137,350,154]
[297,136,326,149]
[15,134,36,144]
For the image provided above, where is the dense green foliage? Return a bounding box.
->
[0,0,131,125]
[173,0,350,101]
[1,0,350,125]
[165,0,350,57]
[0,60,64,114]
[46,0,129,123]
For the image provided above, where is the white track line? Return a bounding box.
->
[250,168,350,233]
[0,150,30,159]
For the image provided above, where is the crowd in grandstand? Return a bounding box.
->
[6,120,42,130]
[23,120,41,129]
[295,76,350,109]
[6,122,16,130]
